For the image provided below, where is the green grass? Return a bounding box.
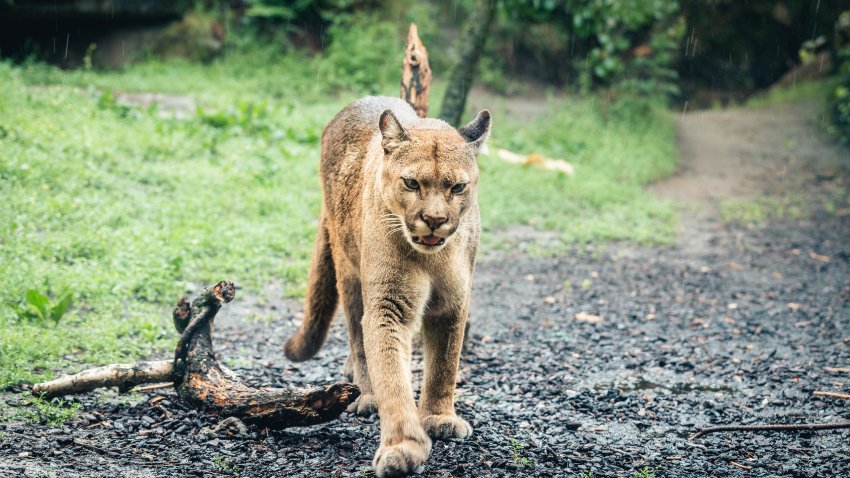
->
[482,94,678,248]
[719,195,809,227]
[746,77,839,110]
[0,393,81,427]
[0,42,678,392]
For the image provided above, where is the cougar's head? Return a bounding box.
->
[379,109,491,254]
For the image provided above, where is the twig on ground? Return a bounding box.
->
[134,383,173,392]
[730,461,753,471]
[824,367,850,373]
[690,421,850,440]
[813,391,850,399]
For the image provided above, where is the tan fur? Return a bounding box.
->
[285,96,490,477]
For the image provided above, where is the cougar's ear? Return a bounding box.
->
[458,109,491,153]
[379,110,410,155]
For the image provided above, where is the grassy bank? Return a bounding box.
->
[0,51,677,388]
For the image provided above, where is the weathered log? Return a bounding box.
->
[33,280,359,428]
[401,23,432,118]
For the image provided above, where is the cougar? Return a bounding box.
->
[285,96,491,477]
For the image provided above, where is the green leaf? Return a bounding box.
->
[26,289,50,318]
[51,292,73,325]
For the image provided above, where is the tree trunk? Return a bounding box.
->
[439,0,496,126]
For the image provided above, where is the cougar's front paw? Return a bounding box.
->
[346,392,378,416]
[373,437,432,478]
[421,414,473,440]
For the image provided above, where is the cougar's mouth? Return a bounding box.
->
[412,234,445,247]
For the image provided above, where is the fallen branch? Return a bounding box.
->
[690,421,850,440]
[33,281,359,428]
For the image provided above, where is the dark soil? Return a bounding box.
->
[2,102,849,477]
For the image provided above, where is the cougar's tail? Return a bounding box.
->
[284,214,338,361]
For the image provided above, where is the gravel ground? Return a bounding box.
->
[2,205,849,478]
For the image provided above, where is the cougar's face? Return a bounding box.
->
[379,110,491,254]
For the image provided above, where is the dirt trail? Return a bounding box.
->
[651,102,845,257]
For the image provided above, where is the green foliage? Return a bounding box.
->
[634,467,658,478]
[212,453,240,476]
[21,289,73,327]
[510,438,533,467]
[485,0,683,98]
[321,13,402,94]
[830,11,850,145]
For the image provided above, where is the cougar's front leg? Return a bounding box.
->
[363,284,431,478]
[419,301,472,440]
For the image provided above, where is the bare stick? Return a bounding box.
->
[134,383,173,392]
[730,461,753,471]
[690,421,850,440]
[813,391,850,399]
[825,367,850,373]
[400,23,431,118]
[32,360,174,396]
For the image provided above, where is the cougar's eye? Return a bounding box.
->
[403,178,420,190]
[451,182,467,194]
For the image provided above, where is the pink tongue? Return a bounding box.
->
[420,235,441,245]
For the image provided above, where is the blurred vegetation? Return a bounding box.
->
[831,10,850,144]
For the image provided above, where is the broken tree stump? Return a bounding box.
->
[33,280,359,428]
[400,23,431,118]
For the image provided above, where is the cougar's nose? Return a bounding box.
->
[421,213,448,230]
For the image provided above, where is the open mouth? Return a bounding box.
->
[412,235,445,247]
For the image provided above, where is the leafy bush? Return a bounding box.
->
[481,0,683,98]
